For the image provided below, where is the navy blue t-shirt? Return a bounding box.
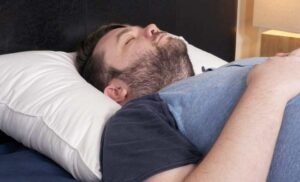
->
[101,94,202,182]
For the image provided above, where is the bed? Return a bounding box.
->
[0,0,237,181]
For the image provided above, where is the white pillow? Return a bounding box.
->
[169,34,228,74]
[186,41,228,74]
[0,51,121,181]
[0,39,226,181]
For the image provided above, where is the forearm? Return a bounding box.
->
[185,85,288,182]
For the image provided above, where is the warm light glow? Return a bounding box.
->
[253,0,300,33]
[263,30,300,38]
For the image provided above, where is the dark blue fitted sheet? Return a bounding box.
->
[0,131,77,182]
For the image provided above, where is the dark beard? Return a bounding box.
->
[117,37,194,100]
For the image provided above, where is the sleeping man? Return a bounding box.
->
[76,23,300,182]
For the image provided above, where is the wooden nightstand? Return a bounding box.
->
[260,30,300,57]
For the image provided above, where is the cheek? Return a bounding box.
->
[119,41,156,69]
[129,42,155,58]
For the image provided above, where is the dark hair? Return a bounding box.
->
[76,23,125,91]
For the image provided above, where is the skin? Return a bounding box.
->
[94,24,300,181]
[93,24,172,104]
[146,53,300,182]
[93,24,170,70]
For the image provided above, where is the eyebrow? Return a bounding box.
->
[116,28,130,44]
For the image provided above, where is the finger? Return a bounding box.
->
[267,56,287,62]
[275,52,289,57]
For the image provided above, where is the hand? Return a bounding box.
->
[275,48,300,57]
[247,55,300,101]
[275,52,289,57]
[290,48,300,56]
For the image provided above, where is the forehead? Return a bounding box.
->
[92,26,126,57]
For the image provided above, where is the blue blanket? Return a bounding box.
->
[0,131,77,182]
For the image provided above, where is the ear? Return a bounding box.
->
[104,78,129,104]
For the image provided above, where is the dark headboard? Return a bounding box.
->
[0,0,237,61]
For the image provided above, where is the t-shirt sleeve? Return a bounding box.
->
[100,95,202,182]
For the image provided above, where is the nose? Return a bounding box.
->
[143,24,160,39]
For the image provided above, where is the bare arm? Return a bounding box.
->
[184,83,287,182]
[146,55,300,182]
[146,85,287,182]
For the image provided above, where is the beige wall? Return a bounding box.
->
[235,0,264,59]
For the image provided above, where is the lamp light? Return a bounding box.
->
[253,0,300,56]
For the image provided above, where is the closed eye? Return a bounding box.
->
[125,37,134,45]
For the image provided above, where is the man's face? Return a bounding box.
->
[93,23,194,101]
[93,24,176,70]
